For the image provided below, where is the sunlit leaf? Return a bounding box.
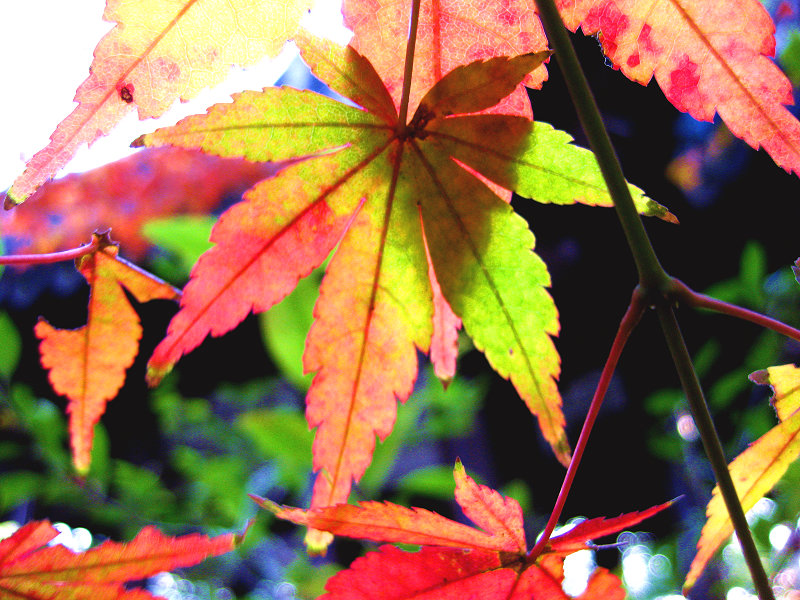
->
[257,461,671,599]
[35,233,179,474]
[558,0,800,177]
[686,363,800,590]
[5,0,311,207]
[135,34,665,551]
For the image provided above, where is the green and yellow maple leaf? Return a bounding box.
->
[134,31,669,551]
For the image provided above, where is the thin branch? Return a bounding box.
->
[533,0,668,292]
[528,289,646,560]
[397,0,422,129]
[671,277,800,344]
[657,306,774,600]
[0,237,99,266]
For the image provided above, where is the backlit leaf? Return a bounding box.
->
[136,36,665,550]
[558,0,800,176]
[5,0,311,207]
[343,0,550,118]
[0,520,235,600]
[35,233,179,474]
[259,462,671,599]
[685,363,800,590]
[1,148,278,262]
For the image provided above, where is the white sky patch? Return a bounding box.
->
[0,0,349,191]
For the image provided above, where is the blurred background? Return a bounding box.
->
[2,1,800,599]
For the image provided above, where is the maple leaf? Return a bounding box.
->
[1,147,280,262]
[35,232,180,474]
[133,33,669,550]
[0,519,235,599]
[4,0,311,208]
[685,362,800,590]
[556,0,800,176]
[255,461,673,599]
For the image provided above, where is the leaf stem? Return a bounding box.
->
[397,0,422,129]
[670,277,800,344]
[528,289,645,560]
[533,0,668,292]
[0,236,99,266]
[656,305,774,600]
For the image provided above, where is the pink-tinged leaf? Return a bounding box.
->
[558,0,800,176]
[1,148,279,262]
[263,462,660,598]
[304,156,433,549]
[5,0,312,207]
[0,520,235,600]
[421,220,461,384]
[343,0,550,117]
[428,253,461,384]
[36,234,179,473]
[146,155,357,384]
[261,499,509,551]
[453,459,526,552]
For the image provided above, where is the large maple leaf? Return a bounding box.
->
[134,32,669,551]
[255,461,673,599]
[555,0,800,176]
[0,519,235,599]
[35,232,180,474]
[4,0,311,208]
[685,361,800,590]
[1,147,279,262]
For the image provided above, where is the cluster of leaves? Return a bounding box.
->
[4,0,800,596]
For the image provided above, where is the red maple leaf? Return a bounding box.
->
[254,460,673,598]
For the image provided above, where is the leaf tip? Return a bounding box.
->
[749,368,770,385]
[131,135,146,148]
[304,529,333,556]
[4,191,21,210]
[146,363,172,387]
[248,493,281,514]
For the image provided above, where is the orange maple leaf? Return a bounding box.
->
[4,0,312,208]
[35,232,180,474]
[0,520,235,599]
[255,461,673,598]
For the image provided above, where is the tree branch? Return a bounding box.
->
[529,288,646,560]
[0,236,99,266]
